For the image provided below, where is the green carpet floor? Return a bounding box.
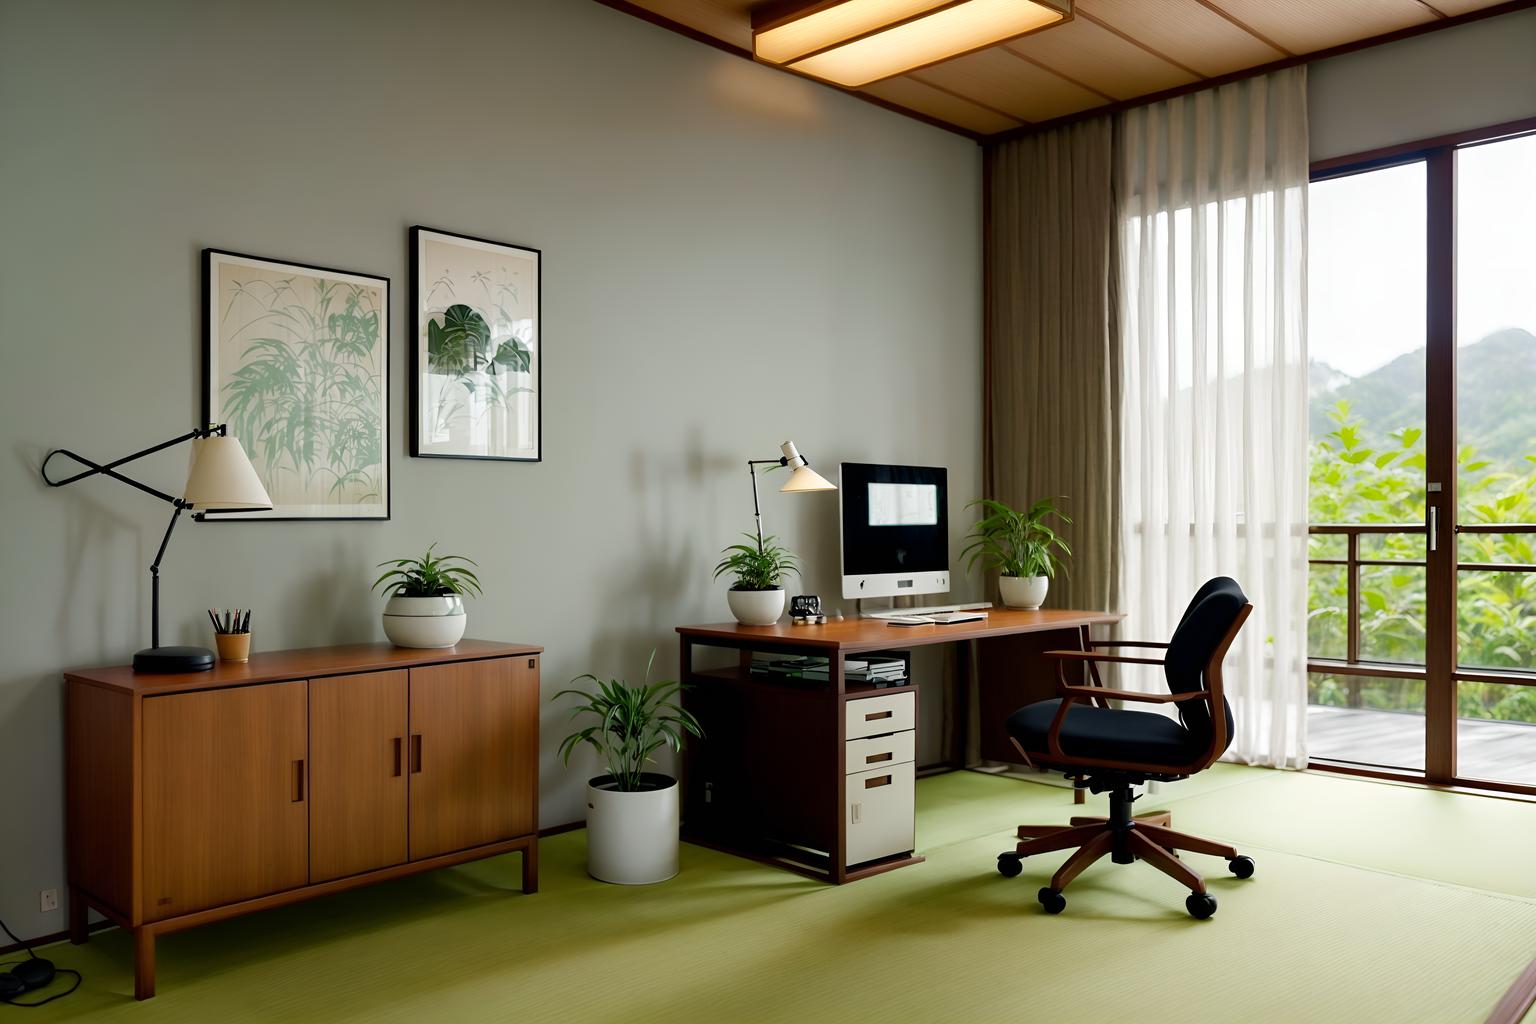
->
[17,767,1536,1023]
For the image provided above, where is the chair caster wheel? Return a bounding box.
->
[1186,892,1218,919]
[1038,888,1066,914]
[997,854,1023,878]
[1228,855,1255,879]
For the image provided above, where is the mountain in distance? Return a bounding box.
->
[1310,328,1536,467]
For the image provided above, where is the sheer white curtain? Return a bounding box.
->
[1116,67,1310,769]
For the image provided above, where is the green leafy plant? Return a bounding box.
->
[372,544,483,598]
[221,276,384,503]
[960,497,1072,579]
[553,651,704,792]
[713,534,799,591]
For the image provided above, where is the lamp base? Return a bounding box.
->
[133,645,216,674]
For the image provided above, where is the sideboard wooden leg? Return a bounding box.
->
[133,927,156,1001]
[522,839,539,894]
[68,887,89,944]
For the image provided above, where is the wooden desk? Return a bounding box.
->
[676,609,1121,883]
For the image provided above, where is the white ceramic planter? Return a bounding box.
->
[726,587,786,626]
[999,574,1049,611]
[382,594,467,648]
[585,773,680,884]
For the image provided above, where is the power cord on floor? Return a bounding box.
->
[0,916,80,1008]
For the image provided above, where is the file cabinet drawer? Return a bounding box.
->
[844,691,914,740]
[845,730,915,775]
[845,762,915,867]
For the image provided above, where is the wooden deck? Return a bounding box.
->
[1308,705,1536,785]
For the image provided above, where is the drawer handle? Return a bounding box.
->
[865,751,893,764]
[864,710,894,722]
[292,759,305,803]
[865,774,892,789]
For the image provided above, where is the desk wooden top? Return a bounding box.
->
[677,609,1123,654]
[65,639,544,696]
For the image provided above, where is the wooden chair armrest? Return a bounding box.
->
[1058,685,1212,705]
[1045,649,1166,667]
[1087,640,1169,649]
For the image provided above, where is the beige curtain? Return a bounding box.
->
[984,118,1121,615]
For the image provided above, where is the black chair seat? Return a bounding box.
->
[1007,699,1206,768]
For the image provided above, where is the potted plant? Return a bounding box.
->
[372,544,482,648]
[960,497,1071,610]
[554,652,704,884]
[713,533,799,625]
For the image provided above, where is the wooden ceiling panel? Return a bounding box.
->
[1002,15,1200,100]
[624,0,754,50]
[598,0,1535,140]
[914,47,1104,123]
[1210,0,1438,55]
[1429,0,1515,13]
[859,76,1024,135]
[1079,0,1288,74]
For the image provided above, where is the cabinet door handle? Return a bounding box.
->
[292,759,305,802]
[410,734,423,774]
[392,737,403,777]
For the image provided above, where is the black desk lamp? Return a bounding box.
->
[41,425,272,673]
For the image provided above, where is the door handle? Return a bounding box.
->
[292,759,305,802]
[392,737,403,778]
[410,734,423,774]
[1428,506,1438,552]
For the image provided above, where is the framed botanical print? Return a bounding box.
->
[203,249,390,520]
[411,226,541,461]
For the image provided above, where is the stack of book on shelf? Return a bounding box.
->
[749,653,908,688]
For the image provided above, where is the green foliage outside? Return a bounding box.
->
[1309,382,1536,724]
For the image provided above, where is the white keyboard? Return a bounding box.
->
[878,611,988,625]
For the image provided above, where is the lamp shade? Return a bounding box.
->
[778,441,836,493]
[183,436,272,510]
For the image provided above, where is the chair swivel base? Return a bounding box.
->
[996,784,1254,919]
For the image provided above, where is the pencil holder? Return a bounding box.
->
[215,632,252,663]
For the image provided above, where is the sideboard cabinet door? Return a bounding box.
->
[141,681,309,920]
[309,670,409,883]
[408,658,538,860]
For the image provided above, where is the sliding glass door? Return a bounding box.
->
[1307,121,1536,793]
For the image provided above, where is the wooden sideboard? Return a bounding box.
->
[64,639,542,1000]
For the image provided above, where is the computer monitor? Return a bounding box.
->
[839,463,949,600]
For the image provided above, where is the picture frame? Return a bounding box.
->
[410,226,542,462]
[203,248,391,521]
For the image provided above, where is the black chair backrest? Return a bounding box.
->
[1164,577,1246,755]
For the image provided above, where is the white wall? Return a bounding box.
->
[0,0,981,940]
[1309,7,1536,161]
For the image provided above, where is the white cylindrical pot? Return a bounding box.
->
[586,773,680,884]
[382,594,467,648]
[999,575,1049,611]
[726,587,786,626]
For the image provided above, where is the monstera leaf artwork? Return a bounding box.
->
[412,227,540,461]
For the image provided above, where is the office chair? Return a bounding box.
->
[996,577,1255,919]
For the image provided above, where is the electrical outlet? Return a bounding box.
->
[39,888,59,913]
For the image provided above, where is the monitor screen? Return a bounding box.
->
[840,464,948,590]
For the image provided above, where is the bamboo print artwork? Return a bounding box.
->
[413,229,540,461]
[206,251,390,519]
